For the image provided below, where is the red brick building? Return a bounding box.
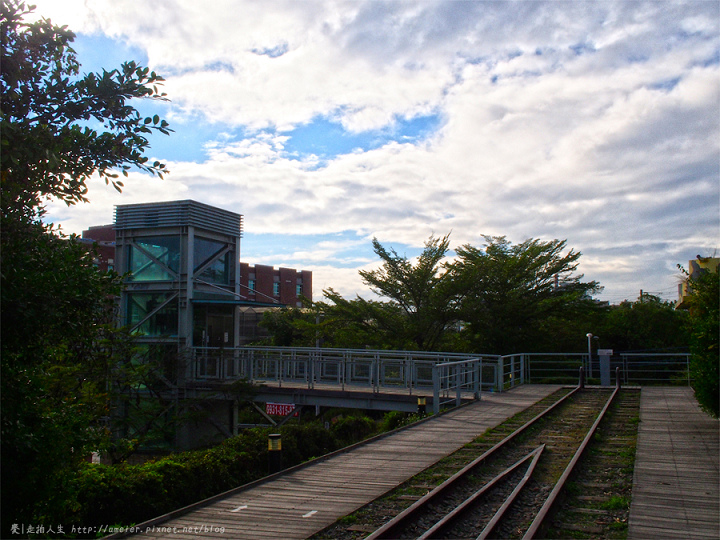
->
[80,224,116,272]
[239,262,312,307]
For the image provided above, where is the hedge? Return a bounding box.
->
[47,418,377,535]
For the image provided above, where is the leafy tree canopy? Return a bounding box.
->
[357,234,459,350]
[264,235,605,355]
[1,0,171,218]
[598,293,688,353]
[0,1,172,532]
[451,236,602,353]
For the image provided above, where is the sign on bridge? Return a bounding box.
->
[266,403,298,417]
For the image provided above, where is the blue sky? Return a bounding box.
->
[35,0,719,304]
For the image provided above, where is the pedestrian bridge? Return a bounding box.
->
[191,347,523,414]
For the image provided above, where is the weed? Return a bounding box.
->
[601,495,630,510]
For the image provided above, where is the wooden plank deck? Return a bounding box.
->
[628,386,719,540]
[126,385,561,539]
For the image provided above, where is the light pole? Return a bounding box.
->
[586,333,598,379]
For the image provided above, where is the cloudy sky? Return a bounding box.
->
[33,0,719,304]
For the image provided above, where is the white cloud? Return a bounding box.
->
[26,0,720,304]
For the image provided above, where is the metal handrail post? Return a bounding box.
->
[375,353,381,392]
[250,349,256,384]
[510,356,515,388]
[456,366,462,407]
[496,357,503,392]
[527,353,531,383]
[309,349,315,390]
[474,358,481,400]
[409,357,414,396]
[341,353,347,391]
[370,353,380,394]
[432,363,440,415]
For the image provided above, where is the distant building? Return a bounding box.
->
[80,224,115,272]
[677,256,719,309]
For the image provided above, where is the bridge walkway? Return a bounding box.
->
[628,386,719,539]
[125,385,561,539]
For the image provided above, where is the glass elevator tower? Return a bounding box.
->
[115,200,243,386]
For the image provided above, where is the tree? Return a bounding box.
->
[598,294,689,353]
[1,0,170,219]
[1,1,172,531]
[357,234,460,350]
[313,288,413,350]
[259,305,318,347]
[684,269,719,417]
[1,220,130,529]
[451,236,602,354]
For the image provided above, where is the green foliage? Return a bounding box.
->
[0,2,172,533]
[380,411,409,432]
[330,415,376,446]
[287,234,460,351]
[262,234,646,357]
[685,269,719,417]
[378,411,423,432]
[49,422,360,532]
[261,234,691,365]
[451,236,602,354]
[316,289,413,349]
[600,495,630,511]
[358,234,458,350]
[1,218,129,531]
[598,294,689,352]
[1,0,171,217]
[259,306,317,346]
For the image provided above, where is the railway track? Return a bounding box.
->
[312,383,640,540]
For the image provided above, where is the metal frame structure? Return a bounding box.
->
[193,346,496,414]
[115,200,244,354]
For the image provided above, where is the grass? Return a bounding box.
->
[600,495,630,511]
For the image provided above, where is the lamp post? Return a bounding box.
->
[586,333,598,379]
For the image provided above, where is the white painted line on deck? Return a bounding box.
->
[230,505,248,512]
[302,510,318,518]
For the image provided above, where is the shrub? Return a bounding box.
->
[51,421,360,533]
[331,415,376,446]
[686,270,719,417]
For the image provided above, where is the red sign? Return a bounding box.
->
[266,403,298,416]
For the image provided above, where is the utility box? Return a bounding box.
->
[598,349,613,386]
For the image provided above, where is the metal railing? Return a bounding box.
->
[192,347,498,407]
[617,353,691,386]
[191,347,692,410]
[432,358,482,414]
[499,352,691,386]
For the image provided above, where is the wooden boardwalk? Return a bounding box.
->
[124,385,561,539]
[628,387,719,539]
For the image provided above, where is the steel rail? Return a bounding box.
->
[477,444,544,540]
[522,384,620,539]
[365,386,580,540]
[418,445,545,540]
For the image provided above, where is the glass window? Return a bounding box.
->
[273,282,280,296]
[194,237,230,284]
[248,279,255,292]
[129,236,180,281]
[296,284,303,296]
[127,293,178,336]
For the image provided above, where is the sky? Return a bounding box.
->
[31,0,719,304]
